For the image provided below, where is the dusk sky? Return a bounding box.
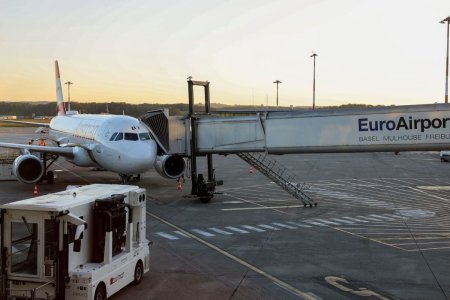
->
[1,0,449,107]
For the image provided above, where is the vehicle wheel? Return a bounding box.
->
[200,197,211,203]
[47,171,54,184]
[132,260,144,285]
[94,283,106,300]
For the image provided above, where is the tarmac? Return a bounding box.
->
[1,127,450,299]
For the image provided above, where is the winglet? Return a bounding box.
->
[55,60,66,116]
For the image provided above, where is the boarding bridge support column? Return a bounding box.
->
[188,79,221,202]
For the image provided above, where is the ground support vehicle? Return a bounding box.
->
[0,184,150,299]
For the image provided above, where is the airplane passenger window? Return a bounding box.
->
[124,133,139,141]
[139,133,151,141]
[109,132,118,141]
[115,133,123,141]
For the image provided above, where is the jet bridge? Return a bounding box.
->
[140,79,450,205]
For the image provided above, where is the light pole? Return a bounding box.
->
[273,80,282,107]
[441,17,450,104]
[65,81,73,111]
[310,52,318,110]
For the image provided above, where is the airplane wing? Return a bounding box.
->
[0,142,74,158]
[0,119,50,127]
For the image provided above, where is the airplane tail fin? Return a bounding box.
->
[55,60,66,116]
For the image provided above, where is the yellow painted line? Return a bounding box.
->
[392,241,450,246]
[335,228,450,232]
[408,186,450,202]
[407,246,450,251]
[332,227,406,251]
[347,232,450,235]
[416,185,450,191]
[146,211,318,300]
[377,236,450,241]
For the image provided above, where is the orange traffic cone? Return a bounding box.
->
[33,185,39,196]
[249,166,254,174]
[177,179,182,192]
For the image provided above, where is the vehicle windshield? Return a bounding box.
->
[139,132,151,141]
[11,218,38,275]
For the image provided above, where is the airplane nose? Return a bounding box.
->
[134,140,157,172]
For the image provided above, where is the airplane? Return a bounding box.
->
[0,61,186,184]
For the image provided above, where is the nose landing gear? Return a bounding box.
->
[119,174,141,184]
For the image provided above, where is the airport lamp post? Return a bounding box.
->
[310,52,318,110]
[65,81,73,111]
[273,80,282,107]
[441,17,450,104]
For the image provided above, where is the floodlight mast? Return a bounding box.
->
[441,16,450,104]
[65,81,73,111]
[273,80,282,107]
[310,52,318,110]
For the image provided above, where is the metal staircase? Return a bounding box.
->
[237,152,317,207]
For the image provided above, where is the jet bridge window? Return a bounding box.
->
[109,132,118,141]
[11,220,38,275]
[139,132,151,141]
[124,133,139,141]
[115,132,123,141]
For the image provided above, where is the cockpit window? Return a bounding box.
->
[124,133,139,141]
[115,133,123,141]
[109,132,118,141]
[139,132,151,141]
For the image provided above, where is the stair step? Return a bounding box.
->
[237,152,316,206]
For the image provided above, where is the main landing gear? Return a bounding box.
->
[39,153,58,184]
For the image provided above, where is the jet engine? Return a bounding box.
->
[13,155,44,184]
[154,155,186,179]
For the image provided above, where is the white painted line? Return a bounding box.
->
[303,220,327,227]
[156,232,179,240]
[341,217,369,223]
[258,224,281,231]
[369,214,395,221]
[225,226,250,234]
[356,216,384,222]
[242,225,266,232]
[191,229,216,237]
[147,211,318,300]
[272,222,297,229]
[314,218,340,225]
[174,231,191,238]
[208,227,233,235]
[287,221,312,228]
[330,218,354,225]
[222,201,244,204]
[384,214,407,219]
[221,205,304,211]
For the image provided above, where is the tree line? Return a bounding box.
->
[0,101,385,118]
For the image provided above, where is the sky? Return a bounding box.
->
[0,0,449,107]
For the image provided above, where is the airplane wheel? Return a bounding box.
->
[47,171,54,184]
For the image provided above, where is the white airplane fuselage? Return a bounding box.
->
[49,113,157,175]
